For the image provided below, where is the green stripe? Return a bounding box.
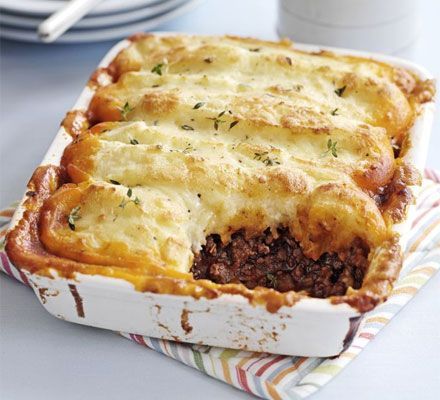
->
[193,350,207,373]
[310,364,342,375]
[220,349,240,360]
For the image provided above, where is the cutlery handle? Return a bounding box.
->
[38,0,104,43]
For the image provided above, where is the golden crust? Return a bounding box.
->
[6,34,435,312]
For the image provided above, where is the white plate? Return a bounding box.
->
[0,0,202,43]
[0,0,189,29]
[0,0,167,16]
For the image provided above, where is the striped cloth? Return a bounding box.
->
[1,170,439,400]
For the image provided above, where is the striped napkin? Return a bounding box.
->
[1,169,439,400]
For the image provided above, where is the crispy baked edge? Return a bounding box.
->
[5,34,436,313]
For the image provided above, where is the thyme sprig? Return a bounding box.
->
[229,120,239,130]
[67,206,81,231]
[182,143,195,154]
[120,102,134,121]
[254,151,281,166]
[151,60,168,76]
[193,102,205,110]
[334,85,347,97]
[207,110,233,131]
[321,138,338,158]
[266,273,277,287]
[119,188,141,209]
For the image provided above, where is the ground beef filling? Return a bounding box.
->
[191,228,369,298]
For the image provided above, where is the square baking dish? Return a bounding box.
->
[6,34,435,357]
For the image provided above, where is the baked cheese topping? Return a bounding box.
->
[52,35,423,274]
[6,34,434,309]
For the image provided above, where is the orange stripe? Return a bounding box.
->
[236,352,260,369]
[365,316,389,324]
[0,210,14,217]
[391,286,418,296]
[221,359,233,385]
[265,381,282,400]
[408,219,440,253]
[272,357,307,385]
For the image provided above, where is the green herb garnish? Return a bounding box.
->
[183,143,195,154]
[130,138,139,145]
[193,102,205,110]
[67,206,81,231]
[254,151,281,166]
[229,120,239,130]
[249,48,261,52]
[266,273,277,287]
[331,108,339,116]
[120,102,134,120]
[118,188,141,209]
[334,85,347,97]
[151,62,166,75]
[109,179,121,185]
[181,124,194,131]
[322,139,338,158]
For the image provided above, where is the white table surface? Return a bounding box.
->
[0,1,439,399]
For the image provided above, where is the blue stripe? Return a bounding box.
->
[266,357,300,382]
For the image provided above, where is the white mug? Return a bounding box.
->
[277,0,421,54]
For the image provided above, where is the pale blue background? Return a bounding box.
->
[0,1,439,399]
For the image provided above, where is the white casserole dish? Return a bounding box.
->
[7,35,435,357]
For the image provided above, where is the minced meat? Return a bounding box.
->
[191,227,369,298]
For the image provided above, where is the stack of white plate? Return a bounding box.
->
[0,0,202,43]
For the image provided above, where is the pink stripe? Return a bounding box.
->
[425,168,434,181]
[129,333,140,344]
[412,200,440,228]
[136,334,148,347]
[18,269,31,287]
[246,355,270,371]
[0,252,15,279]
[359,332,375,340]
[417,186,440,209]
[255,355,285,377]
[236,367,252,394]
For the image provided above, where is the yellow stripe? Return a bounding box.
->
[391,286,418,296]
[272,357,307,385]
[221,359,233,385]
[411,266,438,276]
[311,364,342,375]
[265,381,282,400]
[398,275,429,287]
[339,352,357,359]
[365,316,389,324]
[408,220,440,253]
